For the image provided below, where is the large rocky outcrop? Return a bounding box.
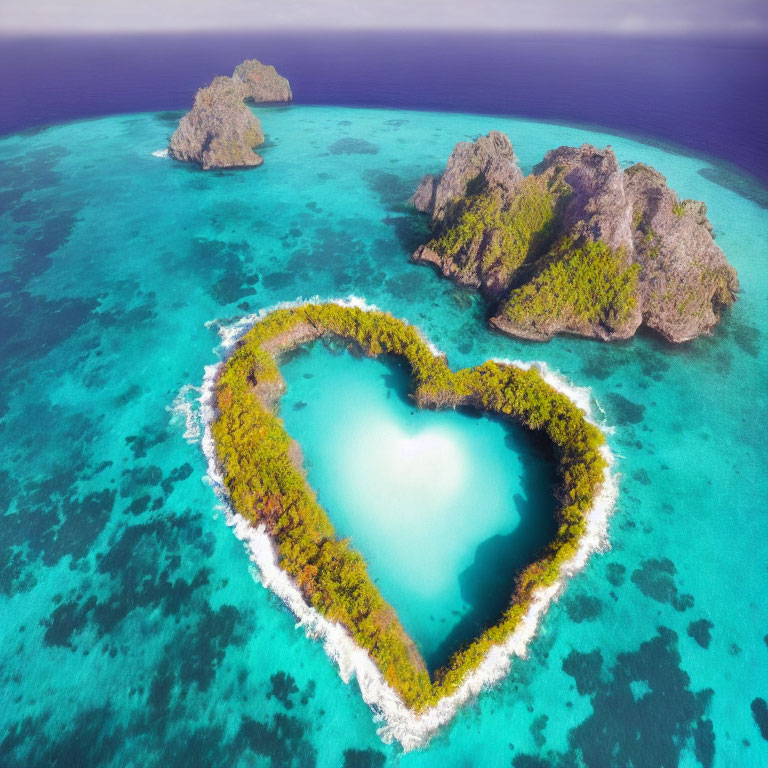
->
[233,59,292,103]
[623,163,737,343]
[412,130,523,224]
[168,77,265,170]
[411,131,527,300]
[411,133,738,343]
[168,59,292,170]
[533,144,635,253]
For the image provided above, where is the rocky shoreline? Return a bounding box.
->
[168,59,292,170]
[411,132,739,343]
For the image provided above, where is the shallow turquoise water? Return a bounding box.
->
[0,105,766,767]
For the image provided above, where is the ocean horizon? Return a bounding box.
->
[2,32,767,187]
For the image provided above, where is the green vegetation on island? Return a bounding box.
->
[212,303,608,710]
[428,176,560,294]
[498,240,642,335]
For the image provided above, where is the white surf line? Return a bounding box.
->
[204,295,380,350]
[167,383,204,443]
[151,148,169,158]
[196,298,618,752]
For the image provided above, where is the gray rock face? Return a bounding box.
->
[410,133,738,343]
[169,77,265,170]
[624,163,738,342]
[233,59,293,103]
[534,144,635,254]
[169,59,292,170]
[411,131,524,224]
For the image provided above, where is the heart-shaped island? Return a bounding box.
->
[202,301,615,748]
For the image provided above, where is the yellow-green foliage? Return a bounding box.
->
[429,177,557,286]
[501,241,641,331]
[213,303,608,709]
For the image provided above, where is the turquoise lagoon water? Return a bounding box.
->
[0,105,766,767]
[279,343,558,671]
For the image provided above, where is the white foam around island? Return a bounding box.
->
[167,383,203,443]
[151,148,169,158]
[192,297,618,752]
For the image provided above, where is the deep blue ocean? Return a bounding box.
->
[0,33,767,768]
[2,33,768,185]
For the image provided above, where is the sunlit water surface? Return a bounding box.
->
[0,105,766,767]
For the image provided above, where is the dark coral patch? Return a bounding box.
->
[569,628,714,767]
[142,601,252,710]
[631,558,694,612]
[752,698,768,742]
[384,270,432,302]
[120,464,163,497]
[148,658,175,714]
[632,468,651,486]
[125,428,167,459]
[0,145,68,193]
[38,488,116,567]
[687,619,714,649]
[176,604,247,691]
[529,714,548,748]
[580,355,613,380]
[236,713,317,767]
[605,392,646,425]
[27,511,219,653]
[563,593,603,623]
[192,238,261,305]
[154,110,184,125]
[525,628,716,767]
[698,165,768,209]
[211,271,261,305]
[262,270,297,291]
[267,671,300,710]
[8,212,78,283]
[328,138,379,155]
[0,291,97,373]
[42,597,97,648]
[343,748,386,768]
[0,415,116,597]
[730,320,761,358]
[161,462,195,496]
[562,649,603,696]
[364,169,414,209]
[126,495,151,516]
[606,562,626,588]
[513,756,552,768]
[1,702,318,768]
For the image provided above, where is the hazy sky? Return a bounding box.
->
[2,0,767,35]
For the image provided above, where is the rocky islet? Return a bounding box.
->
[411,132,739,343]
[169,59,292,170]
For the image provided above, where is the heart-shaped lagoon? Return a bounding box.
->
[206,302,613,735]
[279,341,559,672]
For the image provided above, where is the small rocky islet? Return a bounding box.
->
[168,59,292,170]
[411,131,739,343]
